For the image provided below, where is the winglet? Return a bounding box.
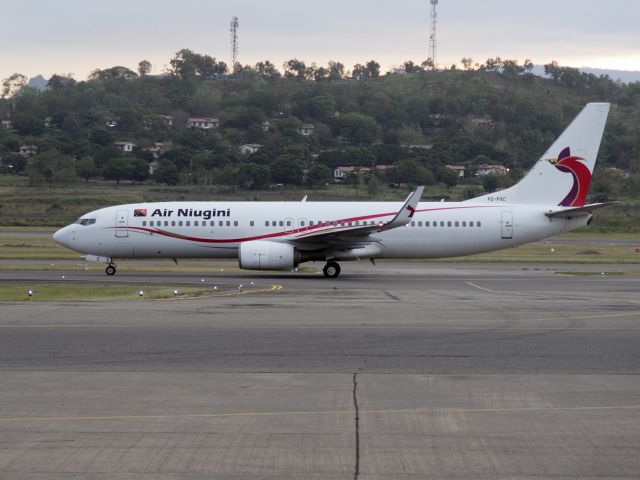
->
[379,186,424,231]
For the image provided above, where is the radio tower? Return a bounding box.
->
[428,0,438,70]
[230,16,239,73]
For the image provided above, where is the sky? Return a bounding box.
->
[2,0,639,81]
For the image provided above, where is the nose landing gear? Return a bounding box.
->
[322,261,341,279]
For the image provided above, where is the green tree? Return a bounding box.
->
[283,59,306,80]
[393,159,435,186]
[255,60,281,79]
[481,174,500,193]
[102,157,132,184]
[461,57,474,70]
[352,64,367,80]
[138,60,152,76]
[307,164,332,187]
[26,149,77,186]
[1,73,27,98]
[237,163,271,189]
[271,155,303,185]
[366,60,381,78]
[437,167,458,189]
[130,158,150,182]
[75,156,99,182]
[340,113,381,145]
[152,159,179,185]
[328,61,345,80]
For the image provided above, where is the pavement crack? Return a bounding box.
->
[384,290,401,302]
[352,372,360,479]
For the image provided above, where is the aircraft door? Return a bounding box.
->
[115,209,129,237]
[501,211,513,239]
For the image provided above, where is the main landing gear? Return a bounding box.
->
[322,261,341,279]
[105,264,117,276]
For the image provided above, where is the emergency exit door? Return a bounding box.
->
[501,211,513,239]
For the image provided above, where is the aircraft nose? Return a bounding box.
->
[53,226,70,248]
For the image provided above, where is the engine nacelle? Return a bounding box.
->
[238,240,296,270]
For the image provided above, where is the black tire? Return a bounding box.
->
[105,265,116,276]
[323,261,341,279]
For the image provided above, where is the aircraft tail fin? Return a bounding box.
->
[466,103,610,206]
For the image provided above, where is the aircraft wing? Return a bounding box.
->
[544,202,617,218]
[291,186,424,248]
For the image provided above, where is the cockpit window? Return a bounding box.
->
[75,218,96,226]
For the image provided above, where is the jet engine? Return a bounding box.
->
[238,240,296,270]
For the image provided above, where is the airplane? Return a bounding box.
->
[53,102,612,278]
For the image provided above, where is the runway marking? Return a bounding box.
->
[466,281,640,305]
[210,284,283,297]
[2,404,640,423]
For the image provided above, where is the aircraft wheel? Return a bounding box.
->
[105,265,116,276]
[323,261,341,279]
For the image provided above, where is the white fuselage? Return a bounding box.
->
[53,200,589,261]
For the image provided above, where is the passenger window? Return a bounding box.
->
[194,221,198,226]
[142,221,147,226]
[455,221,459,227]
[179,221,183,226]
[470,221,474,227]
[210,221,214,226]
[425,221,429,227]
[279,220,284,227]
[172,221,176,226]
[219,221,223,226]
[250,221,254,227]
[286,220,291,227]
[309,221,314,226]
[300,221,306,226]
[477,221,482,227]
[186,221,190,226]
[418,221,422,227]
[440,221,445,227]
[272,221,277,227]
[447,221,452,227]
[411,221,415,227]
[462,221,467,227]
[150,221,154,226]
[234,221,238,226]
[226,221,231,226]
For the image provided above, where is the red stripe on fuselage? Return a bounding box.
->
[109,204,498,244]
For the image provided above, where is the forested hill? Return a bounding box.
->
[0,57,639,196]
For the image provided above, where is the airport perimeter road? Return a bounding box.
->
[1,264,640,478]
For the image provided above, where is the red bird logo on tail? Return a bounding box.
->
[548,147,591,207]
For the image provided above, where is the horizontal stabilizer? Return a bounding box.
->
[544,202,618,218]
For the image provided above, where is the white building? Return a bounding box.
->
[298,124,314,136]
[186,117,219,130]
[476,164,509,176]
[239,144,263,154]
[114,141,136,153]
[18,145,38,157]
